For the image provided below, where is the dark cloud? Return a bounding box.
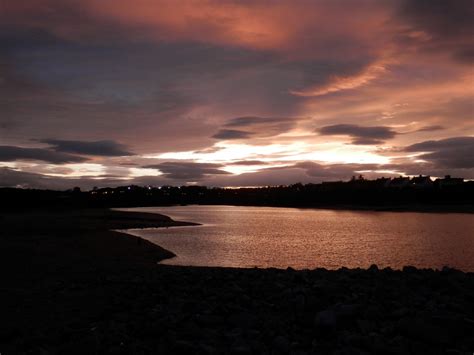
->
[404,136,474,169]
[144,162,231,180]
[382,155,474,179]
[454,47,474,63]
[317,124,397,145]
[230,160,268,166]
[0,167,54,189]
[405,136,473,152]
[226,116,297,129]
[0,36,307,152]
[0,167,140,190]
[40,139,133,156]
[399,0,473,37]
[414,125,445,132]
[213,116,303,140]
[350,138,384,145]
[212,130,253,140]
[0,146,87,164]
[398,0,474,62]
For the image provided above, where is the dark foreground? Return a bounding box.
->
[1,209,473,355]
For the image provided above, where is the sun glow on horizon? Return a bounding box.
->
[142,141,391,176]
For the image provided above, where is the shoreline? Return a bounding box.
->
[1,208,473,354]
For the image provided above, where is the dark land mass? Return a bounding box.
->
[1,208,473,354]
[2,175,474,213]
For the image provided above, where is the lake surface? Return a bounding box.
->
[121,206,474,271]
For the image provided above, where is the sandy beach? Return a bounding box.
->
[1,208,473,354]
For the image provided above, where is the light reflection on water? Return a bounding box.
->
[120,206,474,271]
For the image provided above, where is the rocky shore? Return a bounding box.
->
[1,209,473,354]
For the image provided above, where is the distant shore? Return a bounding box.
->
[1,208,473,354]
[3,183,474,215]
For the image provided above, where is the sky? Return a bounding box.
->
[1,0,473,189]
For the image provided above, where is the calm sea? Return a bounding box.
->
[120,205,474,271]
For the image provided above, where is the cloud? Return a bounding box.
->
[414,125,445,132]
[291,61,388,97]
[212,129,252,140]
[0,146,87,164]
[0,167,54,189]
[40,139,133,156]
[0,0,392,56]
[397,0,474,63]
[213,116,304,140]
[143,161,231,180]
[293,161,380,178]
[0,167,141,190]
[0,161,380,190]
[230,160,268,166]
[399,0,473,38]
[1,1,472,188]
[317,124,398,145]
[226,116,297,128]
[206,161,387,187]
[404,136,474,169]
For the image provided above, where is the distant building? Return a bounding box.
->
[435,175,464,188]
[375,177,391,187]
[411,175,433,189]
[320,181,344,191]
[386,176,411,188]
[321,181,344,185]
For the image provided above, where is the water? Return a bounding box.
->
[120,205,474,271]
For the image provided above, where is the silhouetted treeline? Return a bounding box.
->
[2,175,473,212]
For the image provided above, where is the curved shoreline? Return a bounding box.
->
[114,216,203,263]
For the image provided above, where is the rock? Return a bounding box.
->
[397,317,449,344]
[357,319,375,334]
[335,304,360,320]
[228,312,257,328]
[57,334,99,355]
[199,343,217,355]
[230,344,252,355]
[196,314,224,326]
[342,332,369,348]
[314,309,337,332]
[365,305,381,320]
[294,293,306,311]
[272,335,290,354]
[391,307,409,319]
[172,340,195,353]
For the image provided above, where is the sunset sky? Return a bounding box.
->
[1,0,473,189]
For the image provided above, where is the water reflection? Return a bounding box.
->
[121,206,474,271]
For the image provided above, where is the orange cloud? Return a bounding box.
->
[291,61,389,97]
[1,0,393,57]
